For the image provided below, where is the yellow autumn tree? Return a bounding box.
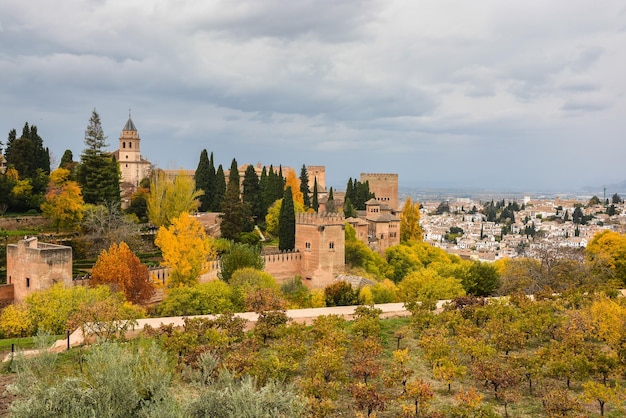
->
[90,241,155,304]
[147,169,203,227]
[264,198,305,236]
[400,197,422,242]
[40,167,85,233]
[586,230,626,285]
[284,168,304,206]
[154,212,215,288]
[0,303,33,337]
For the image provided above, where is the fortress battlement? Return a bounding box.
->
[360,173,398,179]
[296,212,345,225]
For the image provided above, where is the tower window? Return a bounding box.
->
[305,242,311,251]
[329,242,335,250]
[129,142,132,148]
[122,142,126,149]
[26,277,30,288]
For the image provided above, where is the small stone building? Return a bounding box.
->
[7,237,73,302]
[365,198,401,253]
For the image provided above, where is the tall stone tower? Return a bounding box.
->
[115,113,152,207]
[307,165,326,192]
[360,173,399,210]
[296,213,345,288]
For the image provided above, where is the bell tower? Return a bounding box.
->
[119,110,141,166]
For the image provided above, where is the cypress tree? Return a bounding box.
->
[262,165,277,217]
[326,187,336,213]
[354,180,374,210]
[242,164,261,222]
[277,165,284,192]
[279,186,296,251]
[346,178,354,203]
[206,152,217,210]
[228,158,239,187]
[214,164,226,211]
[194,149,211,212]
[312,178,319,212]
[299,164,311,208]
[343,197,356,218]
[259,166,270,219]
[220,159,245,240]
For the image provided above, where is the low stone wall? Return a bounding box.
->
[263,252,301,283]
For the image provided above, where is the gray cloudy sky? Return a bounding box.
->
[1,0,625,192]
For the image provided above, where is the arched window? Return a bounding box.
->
[122,142,126,148]
[129,142,132,148]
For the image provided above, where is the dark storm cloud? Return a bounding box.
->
[0,0,624,191]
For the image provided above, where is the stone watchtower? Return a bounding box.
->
[296,213,345,288]
[7,237,72,302]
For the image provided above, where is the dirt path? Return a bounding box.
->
[0,372,16,417]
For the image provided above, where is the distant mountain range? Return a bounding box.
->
[580,180,626,195]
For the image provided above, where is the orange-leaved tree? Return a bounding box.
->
[90,241,155,304]
[154,212,215,288]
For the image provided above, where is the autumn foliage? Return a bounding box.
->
[40,167,84,232]
[90,241,155,304]
[155,212,215,288]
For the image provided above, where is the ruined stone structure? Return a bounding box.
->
[113,114,152,207]
[361,173,399,210]
[7,237,73,302]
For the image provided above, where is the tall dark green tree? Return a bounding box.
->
[312,177,319,212]
[346,178,355,203]
[78,109,121,204]
[326,187,336,213]
[354,180,374,210]
[59,150,74,169]
[258,166,270,219]
[214,164,226,211]
[242,164,262,221]
[5,123,50,179]
[206,152,217,211]
[572,206,584,224]
[220,159,251,240]
[299,164,311,208]
[262,165,284,217]
[194,149,211,212]
[343,197,357,218]
[612,193,622,204]
[279,186,296,251]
